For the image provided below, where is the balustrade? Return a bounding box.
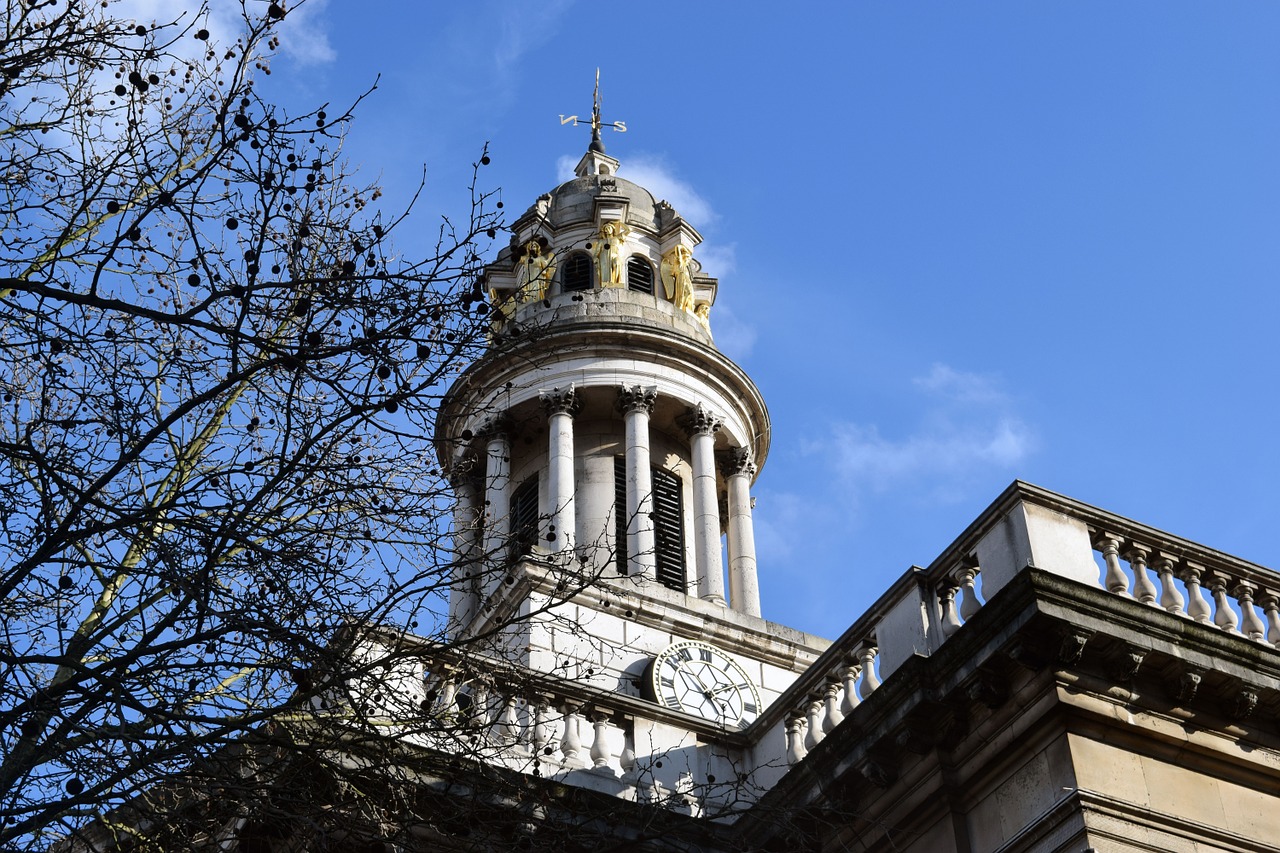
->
[1088,530,1276,648]
[783,643,882,765]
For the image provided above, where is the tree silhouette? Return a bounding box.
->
[0,1,503,847]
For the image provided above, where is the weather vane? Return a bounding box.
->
[559,68,627,149]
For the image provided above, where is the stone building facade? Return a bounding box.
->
[406,136,1280,851]
[75,133,1280,852]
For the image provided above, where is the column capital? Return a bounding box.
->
[539,385,581,417]
[616,384,657,415]
[717,446,756,478]
[479,413,513,441]
[677,403,722,438]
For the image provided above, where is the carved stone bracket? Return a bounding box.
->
[539,385,581,417]
[1057,629,1095,665]
[1106,645,1146,683]
[1225,687,1258,721]
[859,754,898,788]
[677,403,722,438]
[616,384,657,415]
[965,669,1009,710]
[1170,668,1203,705]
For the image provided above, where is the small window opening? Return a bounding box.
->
[627,255,654,294]
[562,252,593,292]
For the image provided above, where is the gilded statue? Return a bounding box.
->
[592,221,629,287]
[660,245,695,313]
[516,239,555,302]
[693,301,712,333]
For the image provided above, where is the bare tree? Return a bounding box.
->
[0,0,504,846]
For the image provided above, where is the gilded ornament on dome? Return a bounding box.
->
[660,245,695,313]
[694,300,711,333]
[516,239,555,302]
[592,221,629,287]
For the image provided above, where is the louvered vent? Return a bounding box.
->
[627,256,654,294]
[614,456,628,574]
[614,459,686,592]
[561,252,592,292]
[510,476,539,561]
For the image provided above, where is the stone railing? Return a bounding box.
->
[769,480,1280,766]
[343,635,750,809]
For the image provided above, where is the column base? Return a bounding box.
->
[701,594,728,607]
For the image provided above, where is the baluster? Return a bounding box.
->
[938,582,962,639]
[1097,533,1130,597]
[957,564,982,621]
[530,698,550,757]
[785,713,808,764]
[840,663,862,716]
[437,673,459,716]
[493,694,520,747]
[560,704,586,768]
[1125,543,1158,607]
[1153,552,1186,616]
[1179,562,1213,624]
[1258,591,1280,646]
[804,698,824,750]
[619,728,637,779]
[1233,581,1268,644]
[590,711,614,772]
[1207,572,1239,634]
[858,644,881,699]
[823,680,844,733]
[469,681,491,729]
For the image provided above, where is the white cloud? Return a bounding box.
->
[493,0,575,71]
[809,363,1036,496]
[275,0,336,66]
[696,243,736,278]
[617,157,715,227]
[113,0,335,66]
[912,362,1007,404]
[708,302,756,362]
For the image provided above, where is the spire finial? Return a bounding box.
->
[591,68,603,152]
[559,70,627,156]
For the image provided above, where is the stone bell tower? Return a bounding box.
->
[436,125,824,719]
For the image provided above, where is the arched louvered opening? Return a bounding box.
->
[615,457,687,592]
[561,251,593,292]
[510,475,539,561]
[627,255,654,294]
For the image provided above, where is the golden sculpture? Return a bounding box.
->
[660,245,695,313]
[516,240,555,302]
[694,301,712,333]
[593,221,629,287]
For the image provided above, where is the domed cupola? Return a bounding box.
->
[482,144,717,347]
[438,131,769,648]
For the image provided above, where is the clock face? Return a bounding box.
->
[646,640,762,729]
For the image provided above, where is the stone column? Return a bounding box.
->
[680,404,726,606]
[480,417,511,601]
[617,385,657,581]
[722,447,761,617]
[540,386,580,554]
[447,464,480,633]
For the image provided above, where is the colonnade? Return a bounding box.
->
[448,384,762,630]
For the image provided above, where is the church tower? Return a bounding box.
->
[435,111,827,743]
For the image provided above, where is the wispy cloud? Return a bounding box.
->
[810,363,1036,498]
[708,301,756,361]
[275,0,336,66]
[493,0,575,71]
[550,153,753,357]
[114,0,335,66]
[617,157,716,227]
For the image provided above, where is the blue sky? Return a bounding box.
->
[220,1,1276,639]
